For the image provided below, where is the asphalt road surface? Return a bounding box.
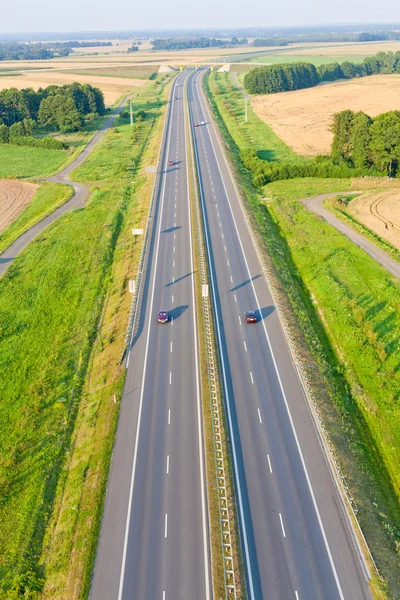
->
[89,70,211,600]
[304,193,400,279]
[0,96,129,278]
[188,69,372,600]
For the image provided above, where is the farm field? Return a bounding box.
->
[0,180,38,233]
[0,71,147,106]
[60,64,158,79]
[250,74,400,155]
[248,40,400,65]
[347,189,400,251]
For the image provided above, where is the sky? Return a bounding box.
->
[0,0,398,34]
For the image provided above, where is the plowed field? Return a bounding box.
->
[348,190,400,251]
[0,180,38,233]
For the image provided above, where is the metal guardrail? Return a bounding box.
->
[186,73,239,600]
[198,70,380,583]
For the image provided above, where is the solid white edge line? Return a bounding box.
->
[117,73,181,600]
[185,72,212,600]
[188,73,256,600]
[267,454,273,474]
[197,69,345,600]
[279,513,286,538]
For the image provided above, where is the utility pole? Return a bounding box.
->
[130,101,133,126]
[245,98,248,123]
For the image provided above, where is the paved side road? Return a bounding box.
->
[303,193,400,279]
[0,97,130,277]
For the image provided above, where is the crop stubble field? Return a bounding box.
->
[251,74,400,155]
[346,189,400,251]
[0,180,38,233]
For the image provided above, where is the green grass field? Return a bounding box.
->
[0,77,170,599]
[0,145,68,178]
[206,70,400,596]
[207,71,304,163]
[0,183,73,254]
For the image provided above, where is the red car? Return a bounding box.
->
[245,311,257,323]
[157,310,169,324]
[194,123,198,127]
[168,160,175,166]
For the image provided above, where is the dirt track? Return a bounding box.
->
[0,180,38,233]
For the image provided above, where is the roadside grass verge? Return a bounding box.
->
[0,183,73,254]
[0,78,171,600]
[207,71,304,163]
[204,70,400,597]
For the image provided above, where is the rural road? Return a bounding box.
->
[0,95,130,277]
[304,193,400,279]
[190,68,372,599]
[89,70,211,600]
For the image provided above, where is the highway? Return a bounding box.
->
[89,70,211,600]
[188,69,372,599]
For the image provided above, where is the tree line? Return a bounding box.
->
[151,37,248,50]
[331,109,400,176]
[0,41,112,61]
[244,51,400,94]
[0,83,106,147]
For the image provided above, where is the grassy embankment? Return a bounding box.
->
[0,75,171,600]
[205,70,400,598]
[0,183,73,254]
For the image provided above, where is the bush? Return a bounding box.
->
[6,135,67,150]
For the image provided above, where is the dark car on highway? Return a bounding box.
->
[245,311,257,323]
[157,310,169,324]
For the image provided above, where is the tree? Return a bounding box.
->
[0,124,9,143]
[370,111,400,176]
[351,112,372,168]
[330,110,355,162]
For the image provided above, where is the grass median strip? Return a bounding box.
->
[0,77,171,600]
[204,68,400,598]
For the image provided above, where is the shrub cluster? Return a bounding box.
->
[244,51,400,94]
[240,148,379,187]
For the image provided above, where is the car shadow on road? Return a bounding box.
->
[165,271,194,287]
[168,304,188,321]
[0,257,13,265]
[255,306,275,321]
[161,226,182,234]
[230,274,261,292]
